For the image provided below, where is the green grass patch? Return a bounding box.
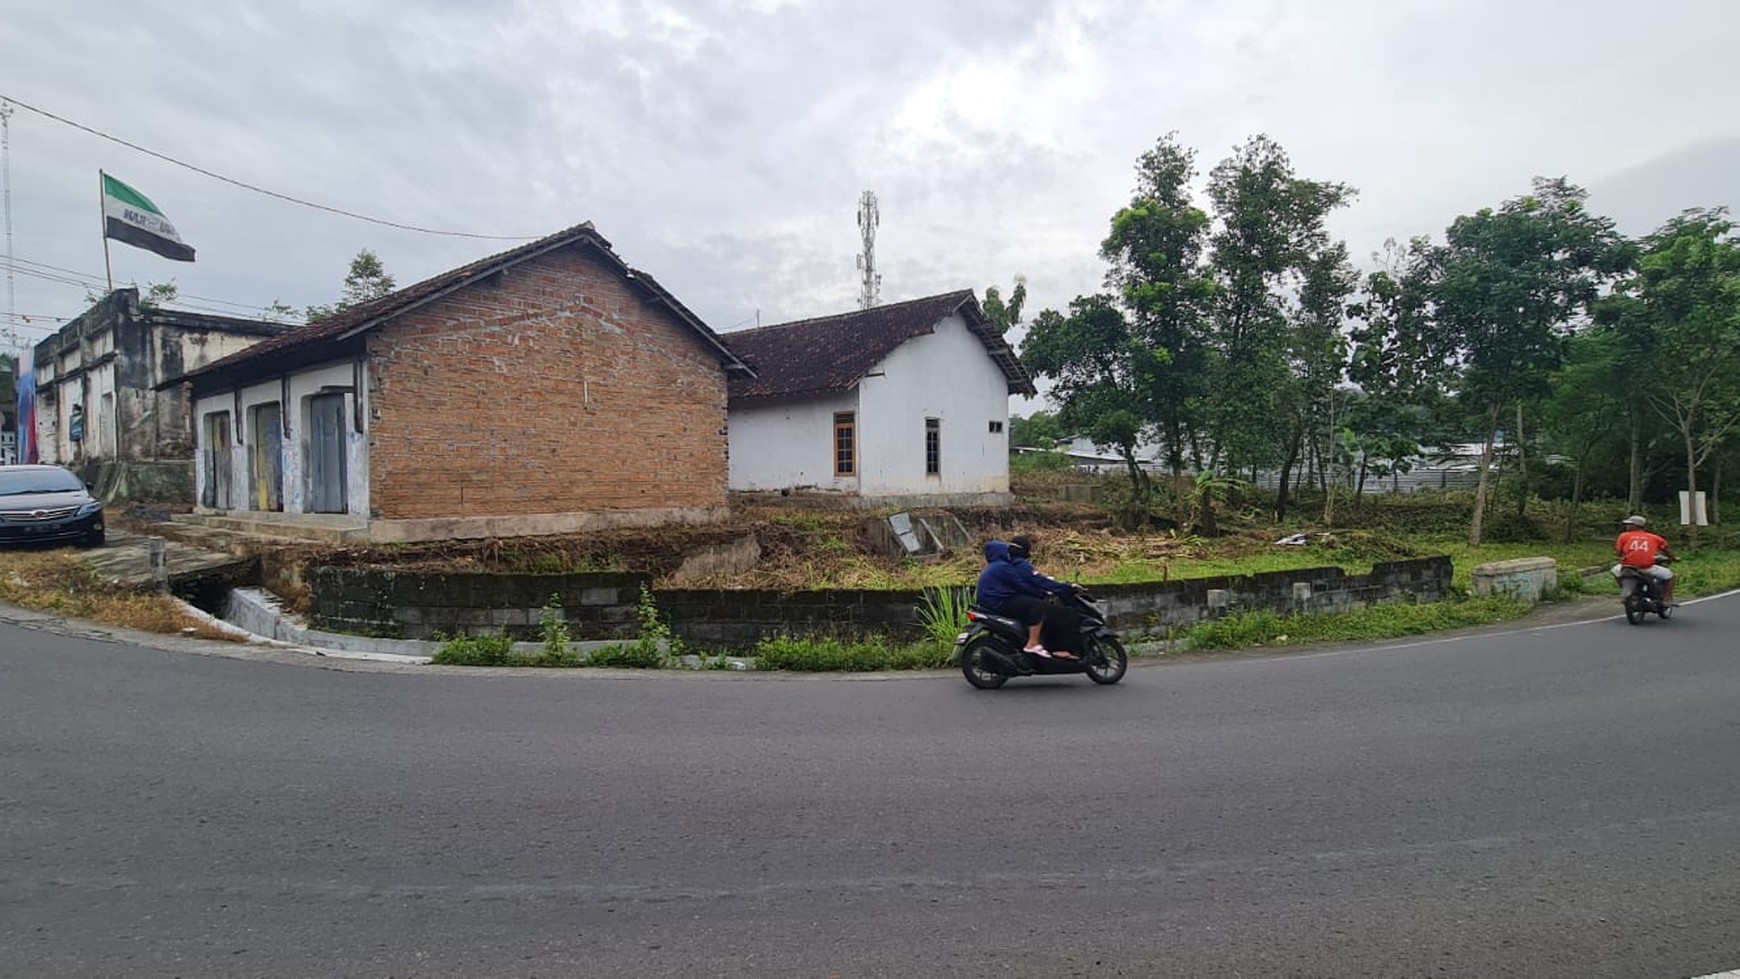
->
[753,635,953,672]
[1185,597,1533,651]
[1667,545,1740,598]
[1087,547,1400,586]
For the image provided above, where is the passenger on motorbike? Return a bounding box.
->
[976,535,1079,659]
[1614,515,1677,605]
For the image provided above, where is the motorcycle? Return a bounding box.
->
[1616,557,1674,626]
[956,588,1128,689]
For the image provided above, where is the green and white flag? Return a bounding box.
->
[101,172,195,262]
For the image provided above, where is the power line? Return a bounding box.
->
[1,258,298,321]
[1,94,544,242]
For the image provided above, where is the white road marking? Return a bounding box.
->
[1689,970,1740,978]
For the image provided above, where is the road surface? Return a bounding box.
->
[3,596,1739,978]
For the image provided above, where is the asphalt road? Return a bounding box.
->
[3,595,1739,979]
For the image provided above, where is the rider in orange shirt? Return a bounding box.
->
[1615,515,1677,605]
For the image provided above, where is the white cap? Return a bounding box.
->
[1622,515,1647,527]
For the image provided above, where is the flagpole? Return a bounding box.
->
[98,169,113,293]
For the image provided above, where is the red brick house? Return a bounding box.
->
[176,223,752,542]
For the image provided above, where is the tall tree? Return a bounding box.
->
[1290,241,1359,524]
[1020,295,1156,514]
[1009,411,1062,449]
[1204,135,1355,512]
[1619,208,1740,531]
[1541,329,1626,538]
[306,248,397,322]
[1426,178,1629,545]
[982,276,1028,336]
[1347,237,1446,500]
[1098,132,1217,520]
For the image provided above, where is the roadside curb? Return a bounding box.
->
[5,589,1734,680]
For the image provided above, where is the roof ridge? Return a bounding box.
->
[724,289,974,337]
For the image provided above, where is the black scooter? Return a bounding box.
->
[956,588,1128,689]
[1619,558,1674,626]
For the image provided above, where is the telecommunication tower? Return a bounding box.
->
[855,190,881,310]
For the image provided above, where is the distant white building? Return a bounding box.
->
[31,288,288,501]
[725,291,1035,505]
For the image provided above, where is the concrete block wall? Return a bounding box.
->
[306,556,1453,649]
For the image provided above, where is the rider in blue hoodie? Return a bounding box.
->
[977,535,1077,658]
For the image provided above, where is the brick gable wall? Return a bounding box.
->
[366,244,728,520]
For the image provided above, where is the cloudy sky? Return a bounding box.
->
[4,0,1738,378]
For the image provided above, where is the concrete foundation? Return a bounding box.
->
[1470,557,1559,604]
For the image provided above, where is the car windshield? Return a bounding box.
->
[0,468,85,496]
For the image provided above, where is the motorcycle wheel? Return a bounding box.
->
[1084,636,1128,685]
[960,639,1009,690]
[1623,598,1643,626]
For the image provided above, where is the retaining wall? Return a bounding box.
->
[306,555,1453,649]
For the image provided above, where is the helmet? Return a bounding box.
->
[1009,534,1034,559]
[1622,515,1648,527]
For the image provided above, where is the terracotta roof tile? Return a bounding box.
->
[725,290,1034,402]
[180,222,749,391]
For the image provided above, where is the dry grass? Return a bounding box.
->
[0,549,239,642]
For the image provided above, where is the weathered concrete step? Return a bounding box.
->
[81,531,256,590]
[170,512,370,544]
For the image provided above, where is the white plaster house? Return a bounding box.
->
[724,291,1035,505]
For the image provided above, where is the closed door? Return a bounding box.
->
[305,394,348,514]
[251,403,284,512]
[203,413,232,509]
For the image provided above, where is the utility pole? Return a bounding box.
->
[1,99,16,352]
[855,190,881,310]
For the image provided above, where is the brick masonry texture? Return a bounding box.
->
[306,556,1454,649]
[366,245,730,520]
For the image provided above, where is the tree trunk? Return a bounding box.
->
[1514,401,1529,521]
[1321,433,1336,526]
[1565,464,1584,544]
[1171,457,1188,531]
[1356,456,1369,502]
[1684,424,1700,544]
[1275,428,1303,524]
[1196,482,1219,537]
[1627,405,1644,513]
[1469,404,1501,548]
[1122,447,1152,530]
[1711,453,1723,526]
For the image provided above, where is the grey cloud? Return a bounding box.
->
[3,0,1739,357]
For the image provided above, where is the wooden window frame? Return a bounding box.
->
[833,412,856,477]
[925,417,941,476]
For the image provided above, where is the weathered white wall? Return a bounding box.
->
[855,313,1010,497]
[193,359,369,517]
[728,390,859,492]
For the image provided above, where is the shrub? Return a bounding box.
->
[430,633,515,666]
[538,593,576,663]
[1011,451,1075,473]
[752,635,951,672]
[586,643,667,669]
[916,585,974,649]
